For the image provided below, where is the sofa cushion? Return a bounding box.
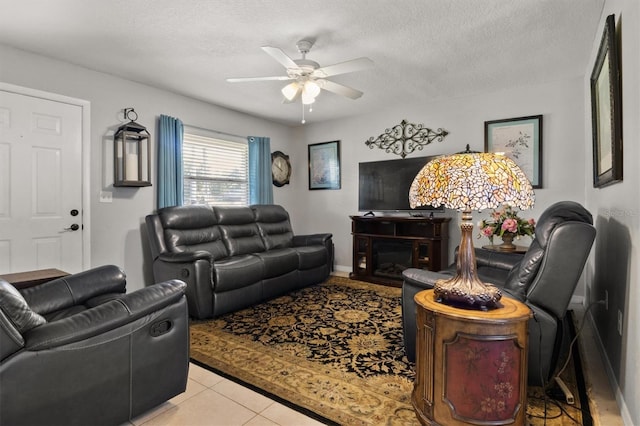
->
[294,246,328,270]
[217,207,266,256]
[213,255,264,292]
[159,205,228,260]
[159,204,217,229]
[253,248,299,278]
[0,281,46,333]
[252,205,294,250]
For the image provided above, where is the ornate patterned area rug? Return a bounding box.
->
[190,276,591,425]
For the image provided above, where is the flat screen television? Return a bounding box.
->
[358,156,443,213]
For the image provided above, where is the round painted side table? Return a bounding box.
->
[412,289,532,425]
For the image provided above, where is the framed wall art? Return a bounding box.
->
[590,14,622,188]
[308,140,341,190]
[485,115,543,188]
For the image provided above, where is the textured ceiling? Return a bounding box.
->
[0,0,604,126]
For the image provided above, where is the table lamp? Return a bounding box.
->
[409,147,535,309]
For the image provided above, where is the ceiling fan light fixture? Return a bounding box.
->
[228,39,372,123]
[301,91,316,105]
[281,82,299,101]
[303,80,321,98]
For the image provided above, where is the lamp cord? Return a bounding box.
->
[528,301,602,424]
[553,300,602,380]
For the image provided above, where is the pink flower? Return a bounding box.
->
[501,218,518,233]
[481,226,495,237]
[477,206,536,240]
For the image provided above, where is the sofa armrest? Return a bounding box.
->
[402,268,452,290]
[157,250,213,263]
[294,233,334,270]
[20,265,127,316]
[24,280,186,350]
[152,254,214,320]
[474,247,524,270]
[292,233,332,246]
[401,268,453,363]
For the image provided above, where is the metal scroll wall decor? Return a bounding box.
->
[365,119,449,158]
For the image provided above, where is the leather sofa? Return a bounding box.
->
[146,204,333,319]
[0,265,189,426]
[401,201,596,386]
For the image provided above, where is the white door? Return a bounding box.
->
[0,89,85,274]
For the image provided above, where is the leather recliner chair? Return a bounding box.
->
[401,201,596,386]
[0,265,189,426]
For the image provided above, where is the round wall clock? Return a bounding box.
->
[271,151,291,187]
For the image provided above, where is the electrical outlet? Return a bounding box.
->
[617,310,623,336]
[99,191,113,203]
[605,290,609,310]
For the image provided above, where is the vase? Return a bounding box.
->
[497,234,516,251]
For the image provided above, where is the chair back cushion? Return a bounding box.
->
[251,205,294,250]
[0,280,46,333]
[503,201,595,318]
[157,205,229,260]
[217,207,266,256]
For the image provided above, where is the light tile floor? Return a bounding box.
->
[124,302,623,426]
[125,363,326,426]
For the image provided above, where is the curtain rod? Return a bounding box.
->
[184,124,247,140]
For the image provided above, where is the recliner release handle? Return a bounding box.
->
[150,320,173,337]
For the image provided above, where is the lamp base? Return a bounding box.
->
[434,275,502,309]
[434,211,502,309]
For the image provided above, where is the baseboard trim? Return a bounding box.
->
[587,310,633,425]
[333,264,351,274]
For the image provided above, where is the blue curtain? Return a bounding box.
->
[157,114,184,209]
[248,136,273,205]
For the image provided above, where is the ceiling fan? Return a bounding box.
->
[226,39,374,106]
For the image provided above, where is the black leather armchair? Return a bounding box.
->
[402,201,596,386]
[0,265,189,426]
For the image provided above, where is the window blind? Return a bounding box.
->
[182,133,249,206]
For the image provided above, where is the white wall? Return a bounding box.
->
[583,1,639,424]
[0,44,297,291]
[292,77,586,282]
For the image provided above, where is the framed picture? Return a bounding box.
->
[308,140,341,190]
[485,115,543,188]
[590,14,622,188]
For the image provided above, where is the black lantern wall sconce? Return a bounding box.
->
[114,108,151,187]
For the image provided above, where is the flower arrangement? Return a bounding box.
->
[478,206,536,244]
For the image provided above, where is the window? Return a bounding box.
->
[182,129,248,206]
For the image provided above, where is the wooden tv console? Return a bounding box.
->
[350,215,450,287]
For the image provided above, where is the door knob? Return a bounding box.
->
[64,224,80,231]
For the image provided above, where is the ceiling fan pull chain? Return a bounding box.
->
[301,102,306,124]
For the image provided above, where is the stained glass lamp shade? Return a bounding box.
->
[409,151,535,308]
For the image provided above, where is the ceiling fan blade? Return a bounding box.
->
[226,76,293,83]
[320,80,364,100]
[312,57,374,78]
[261,46,300,70]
